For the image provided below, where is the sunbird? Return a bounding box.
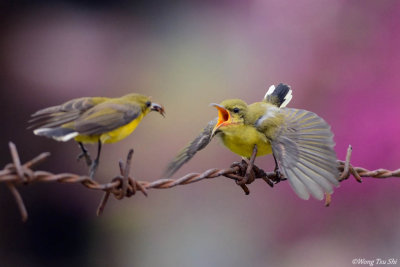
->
[164,84,339,200]
[29,93,165,178]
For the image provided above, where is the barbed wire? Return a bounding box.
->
[1,142,399,222]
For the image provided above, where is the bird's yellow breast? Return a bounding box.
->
[218,124,272,158]
[74,113,145,144]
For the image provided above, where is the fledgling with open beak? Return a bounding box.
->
[164,84,339,200]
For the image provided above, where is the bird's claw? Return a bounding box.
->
[273,167,283,183]
[234,158,256,185]
[236,171,255,185]
[230,160,247,175]
[77,152,92,166]
[77,143,92,166]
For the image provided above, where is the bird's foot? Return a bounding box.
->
[236,175,254,186]
[236,171,255,185]
[77,152,92,166]
[273,167,283,183]
[77,143,92,166]
[236,158,255,185]
[230,160,247,176]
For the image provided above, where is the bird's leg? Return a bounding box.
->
[237,145,257,185]
[89,140,102,179]
[77,142,92,166]
[272,153,283,183]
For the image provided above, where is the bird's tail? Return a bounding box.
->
[33,127,78,142]
[264,83,293,107]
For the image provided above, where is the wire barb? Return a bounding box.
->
[1,143,399,222]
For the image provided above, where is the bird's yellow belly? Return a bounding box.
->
[74,114,144,144]
[219,125,272,158]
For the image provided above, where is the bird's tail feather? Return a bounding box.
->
[33,127,78,142]
[264,83,293,107]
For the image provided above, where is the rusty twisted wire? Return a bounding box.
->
[1,142,399,222]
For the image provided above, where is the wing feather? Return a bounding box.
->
[286,169,310,200]
[293,166,325,200]
[29,112,81,129]
[296,162,334,193]
[29,97,99,129]
[74,103,141,135]
[267,108,339,200]
[164,118,217,177]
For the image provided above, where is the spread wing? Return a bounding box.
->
[163,118,217,177]
[261,108,339,200]
[29,97,102,129]
[74,102,142,135]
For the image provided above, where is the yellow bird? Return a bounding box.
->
[164,84,339,200]
[29,93,165,178]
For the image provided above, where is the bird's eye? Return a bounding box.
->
[146,101,151,107]
[233,107,240,113]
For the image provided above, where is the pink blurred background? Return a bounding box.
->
[1,1,400,266]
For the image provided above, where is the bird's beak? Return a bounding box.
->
[151,103,165,117]
[210,103,231,137]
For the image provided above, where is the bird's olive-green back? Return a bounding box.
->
[29,93,152,133]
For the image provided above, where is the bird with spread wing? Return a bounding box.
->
[164,84,339,200]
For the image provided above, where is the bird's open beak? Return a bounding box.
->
[210,103,231,137]
[151,103,165,117]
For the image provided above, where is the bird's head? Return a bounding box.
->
[124,94,165,117]
[210,99,248,137]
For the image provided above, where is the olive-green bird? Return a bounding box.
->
[29,93,165,178]
[164,84,339,200]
